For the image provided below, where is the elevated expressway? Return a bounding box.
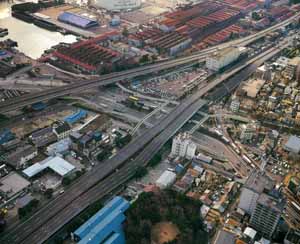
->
[0,38,289,244]
[0,12,299,114]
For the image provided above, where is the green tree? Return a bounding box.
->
[139,54,150,64]
[252,12,261,21]
[134,166,148,179]
[44,188,53,199]
[62,176,71,186]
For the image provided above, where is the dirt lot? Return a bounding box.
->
[151,222,180,244]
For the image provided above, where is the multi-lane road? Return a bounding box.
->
[0,12,299,114]
[0,37,289,244]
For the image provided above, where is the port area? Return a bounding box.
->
[16,1,173,38]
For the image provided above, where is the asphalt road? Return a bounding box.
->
[0,12,298,114]
[0,37,291,244]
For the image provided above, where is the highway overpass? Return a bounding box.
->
[0,38,288,244]
[0,12,299,114]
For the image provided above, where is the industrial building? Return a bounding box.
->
[171,133,197,159]
[93,0,141,11]
[206,47,244,71]
[73,196,129,244]
[58,12,99,29]
[64,109,87,125]
[52,32,121,74]
[22,156,75,179]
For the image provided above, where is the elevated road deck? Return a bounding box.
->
[0,12,299,114]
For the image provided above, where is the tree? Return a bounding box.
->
[62,176,71,186]
[134,166,148,179]
[44,188,53,199]
[252,12,261,21]
[139,54,150,64]
[149,153,162,167]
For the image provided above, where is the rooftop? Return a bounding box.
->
[74,196,129,242]
[257,193,284,213]
[214,229,236,244]
[58,11,99,29]
[0,172,30,199]
[244,170,274,194]
[23,156,75,178]
[284,135,300,153]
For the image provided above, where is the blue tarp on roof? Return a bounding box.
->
[58,12,99,29]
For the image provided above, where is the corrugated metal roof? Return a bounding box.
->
[58,12,99,29]
[74,196,129,243]
[23,156,75,178]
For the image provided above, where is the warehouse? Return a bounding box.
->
[64,109,87,125]
[156,170,176,189]
[58,12,99,29]
[206,47,245,71]
[22,156,75,178]
[93,0,141,11]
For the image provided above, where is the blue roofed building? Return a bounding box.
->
[0,128,15,145]
[58,12,99,29]
[73,196,130,244]
[64,109,87,125]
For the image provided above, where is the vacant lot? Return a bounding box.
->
[152,221,180,244]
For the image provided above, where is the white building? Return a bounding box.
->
[240,123,257,142]
[206,47,244,71]
[23,156,75,179]
[230,99,240,112]
[156,170,176,189]
[46,138,72,156]
[93,0,141,11]
[171,133,196,159]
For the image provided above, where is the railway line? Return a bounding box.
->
[0,37,288,244]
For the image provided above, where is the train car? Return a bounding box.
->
[214,128,223,136]
[128,96,139,102]
[230,143,240,154]
[242,155,252,164]
[221,136,230,144]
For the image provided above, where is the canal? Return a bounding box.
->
[0,1,77,59]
